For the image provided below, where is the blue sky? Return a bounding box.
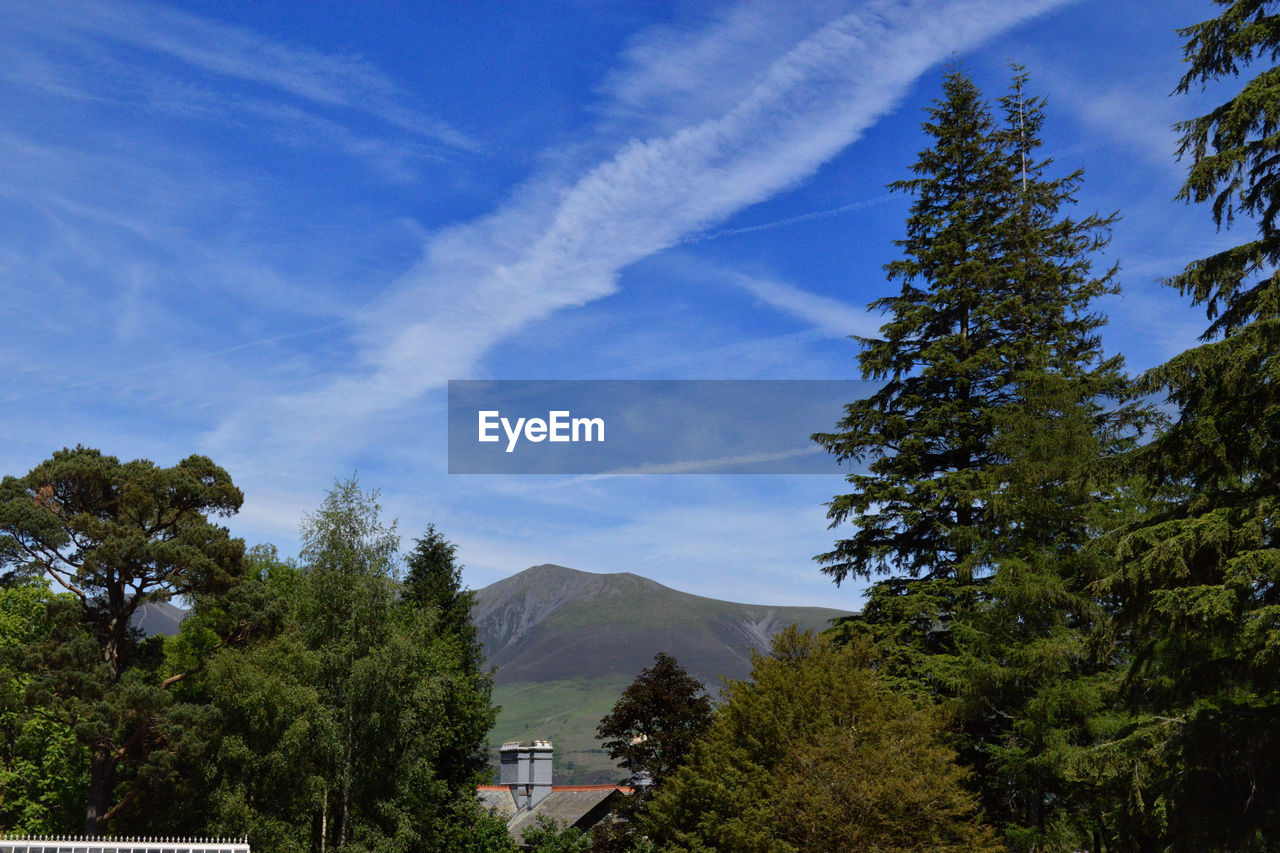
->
[0,0,1228,607]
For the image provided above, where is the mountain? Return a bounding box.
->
[474,564,851,782]
[474,564,848,685]
[132,600,187,636]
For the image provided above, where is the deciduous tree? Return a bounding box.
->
[192,480,499,852]
[0,580,87,833]
[645,629,999,853]
[597,652,712,792]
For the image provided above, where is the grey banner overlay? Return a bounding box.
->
[448,380,879,474]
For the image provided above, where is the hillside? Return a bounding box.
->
[475,564,850,782]
[132,600,187,636]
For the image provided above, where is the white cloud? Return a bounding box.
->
[210,0,1074,463]
[2,0,476,151]
[728,272,880,339]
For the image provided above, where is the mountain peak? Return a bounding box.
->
[472,564,848,685]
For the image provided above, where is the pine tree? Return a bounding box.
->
[815,66,1135,641]
[815,69,1007,590]
[1093,3,1280,848]
[816,68,1148,847]
[0,447,246,835]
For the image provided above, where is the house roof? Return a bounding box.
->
[478,785,632,844]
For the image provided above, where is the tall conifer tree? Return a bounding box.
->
[944,70,1151,849]
[815,67,1134,636]
[1095,3,1280,847]
[817,68,1146,847]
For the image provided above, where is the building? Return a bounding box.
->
[478,741,630,847]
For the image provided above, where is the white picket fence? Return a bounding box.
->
[0,837,249,853]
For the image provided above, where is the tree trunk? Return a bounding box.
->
[339,782,349,849]
[319,785,328,853]
[84,744,115,835]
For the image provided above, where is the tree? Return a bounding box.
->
[813,68,1135,692]
[396,524,497,851]
[404,524,473,645]
[0,446,245,835]
[592,653,712,853]
[520,815,591,853]
[190,479,499,852]
[644,629,1000,853]
[814,69,1008,590]
[1091,3,1280,847]
[0,580,87,833]
[813,66,1133,592]
[597,653,712,792]
[814,67,1150,847]
[948,367,1135,850]
[402,525,493,786]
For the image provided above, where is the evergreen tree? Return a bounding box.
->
[950,367,1135,851]
[404,524,484,675]
[815,67,1135,639]
[0,447,246,835]
[814,69,1009,590]
[1094,2,1280,847]
[946,71,1151,850]
[816,68,1149,847]
[400,524,495,832]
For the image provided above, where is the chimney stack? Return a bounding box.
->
[499,740,554,810]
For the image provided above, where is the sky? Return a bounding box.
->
[0,0,1233,608]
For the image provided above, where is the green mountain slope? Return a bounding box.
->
[474,564,850,782]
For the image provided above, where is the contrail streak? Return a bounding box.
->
[681,193,896,245]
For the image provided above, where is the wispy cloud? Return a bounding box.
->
[212,0,1074,461]
[2,0,477,152]
[727,272,880,339]
[682,194,895,245]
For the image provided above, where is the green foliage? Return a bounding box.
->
[0,581,87,832]
[0,446,246,834]
[1086,3,1280,848]
[190,478,499,852]
[594,654,712,852]
[520,814,591,853]
[645,629,999,853]
[597,653,712,790]
[813,66,1136,588]
[442,805,519,853]
[404,525,467,632]
[816,67,1153,848]
[814,69,1008,587]
[948,368,1137,850]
